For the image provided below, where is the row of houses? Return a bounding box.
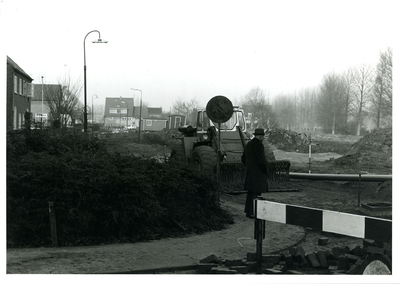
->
[6,56,186,131]
[104,97,186,131]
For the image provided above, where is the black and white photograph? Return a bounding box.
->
[2,0,397,282]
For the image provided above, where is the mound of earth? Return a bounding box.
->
[334,128,392,170]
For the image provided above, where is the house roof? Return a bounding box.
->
[32,84,62,101]
[7,56,33,81]
[104,97,135,116]
[147,107,163,115]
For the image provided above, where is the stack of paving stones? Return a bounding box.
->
[197,238,391,274]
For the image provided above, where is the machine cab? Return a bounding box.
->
[196,106,246,133]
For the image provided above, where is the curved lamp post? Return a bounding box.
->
[92,94,98,124]
[83,30,107,132]
[131,88,142,143]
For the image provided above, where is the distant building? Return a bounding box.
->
[147,106,163,118]
[31,84,61,126]
[31,84,84,127]
[167,115,186,130]
[104,97,148,128]
[6,56,33,130]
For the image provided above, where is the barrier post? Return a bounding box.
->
[254,197,265,274]
[49,201,58,246]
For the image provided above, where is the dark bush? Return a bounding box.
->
[141,132,166,145]
[7,129,232,247]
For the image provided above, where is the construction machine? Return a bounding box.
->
[169,96,290,185]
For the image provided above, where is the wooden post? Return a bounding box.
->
[254,198,265,274]
[358,173,361,207]
[49,201,58,246]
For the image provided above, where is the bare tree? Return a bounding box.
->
[341,69,355,129]
[316,72,348,134]
[372,47,392,128]
[297,88,317,131]
[44,74,82,127]
[351,64,374,135]
[172,97,200,125]
[241,87,273,129]
[272,93,296,130]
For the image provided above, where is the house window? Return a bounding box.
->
[18,78,22,94]
[14,76,18,93]
[120,109,127,114]
[146,120,152,126]
[109,109,118,114]
[21,80,24,95]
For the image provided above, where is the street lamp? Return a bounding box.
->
[83,30,107,132]
[131,88,142,143]
[92,94,98,124]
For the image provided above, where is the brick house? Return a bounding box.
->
[31,83,84,127]
[31,84,61,126]
[6,56,34,130]
[104,97,147,128]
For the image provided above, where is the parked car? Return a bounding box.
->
[124,125,136,131]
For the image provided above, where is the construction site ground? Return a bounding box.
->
[6,130,393,276]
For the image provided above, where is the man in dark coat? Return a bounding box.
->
[241,128,269,218]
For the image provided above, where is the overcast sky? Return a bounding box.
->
[1,0,397,112]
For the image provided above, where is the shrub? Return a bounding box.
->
[7,129,232,247]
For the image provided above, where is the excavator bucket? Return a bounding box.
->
[218,160,291,190]
[219,161,246,183]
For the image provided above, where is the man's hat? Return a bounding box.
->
[253,128,265,136]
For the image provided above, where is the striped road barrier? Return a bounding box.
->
[253,198,392,274]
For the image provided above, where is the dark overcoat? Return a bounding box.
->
[241,137,268,193]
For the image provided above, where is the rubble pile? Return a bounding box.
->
[335,128,392,168]
[197,238,391,275]
[267,128,310,151]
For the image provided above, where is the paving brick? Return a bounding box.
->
[384,243,392,258]
[281,250,294,268]
[351,245,368,257]
[199,254,219,264]
[317,251,328,268]
[244,261,257,273]
[229,266,248,274]
[346,259,364,275]
[210,267,237,274]
[328,265,338,271]
[363,239,376,247]
[263,268,283,274]
[262,254,281,264]
[327,260,337,266]
[272,264,285,272]
[262,262,275,269]
[337,255,350,270]
[246,252,257,262]
[278,261,287,272]
[295,246,307,263]
[366,246,385,254]
[197,263,218,273]
[292,262,299,270]
[332,247,350,258]
[287,270,303,274]
[318,237,329,246]
[306,253,321,268]
[325,250,336,260]
[344,253,362,264]
[299,260,309,268]
[345,243,359,251]
[288,247,297,256]
[225,259,244,267]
